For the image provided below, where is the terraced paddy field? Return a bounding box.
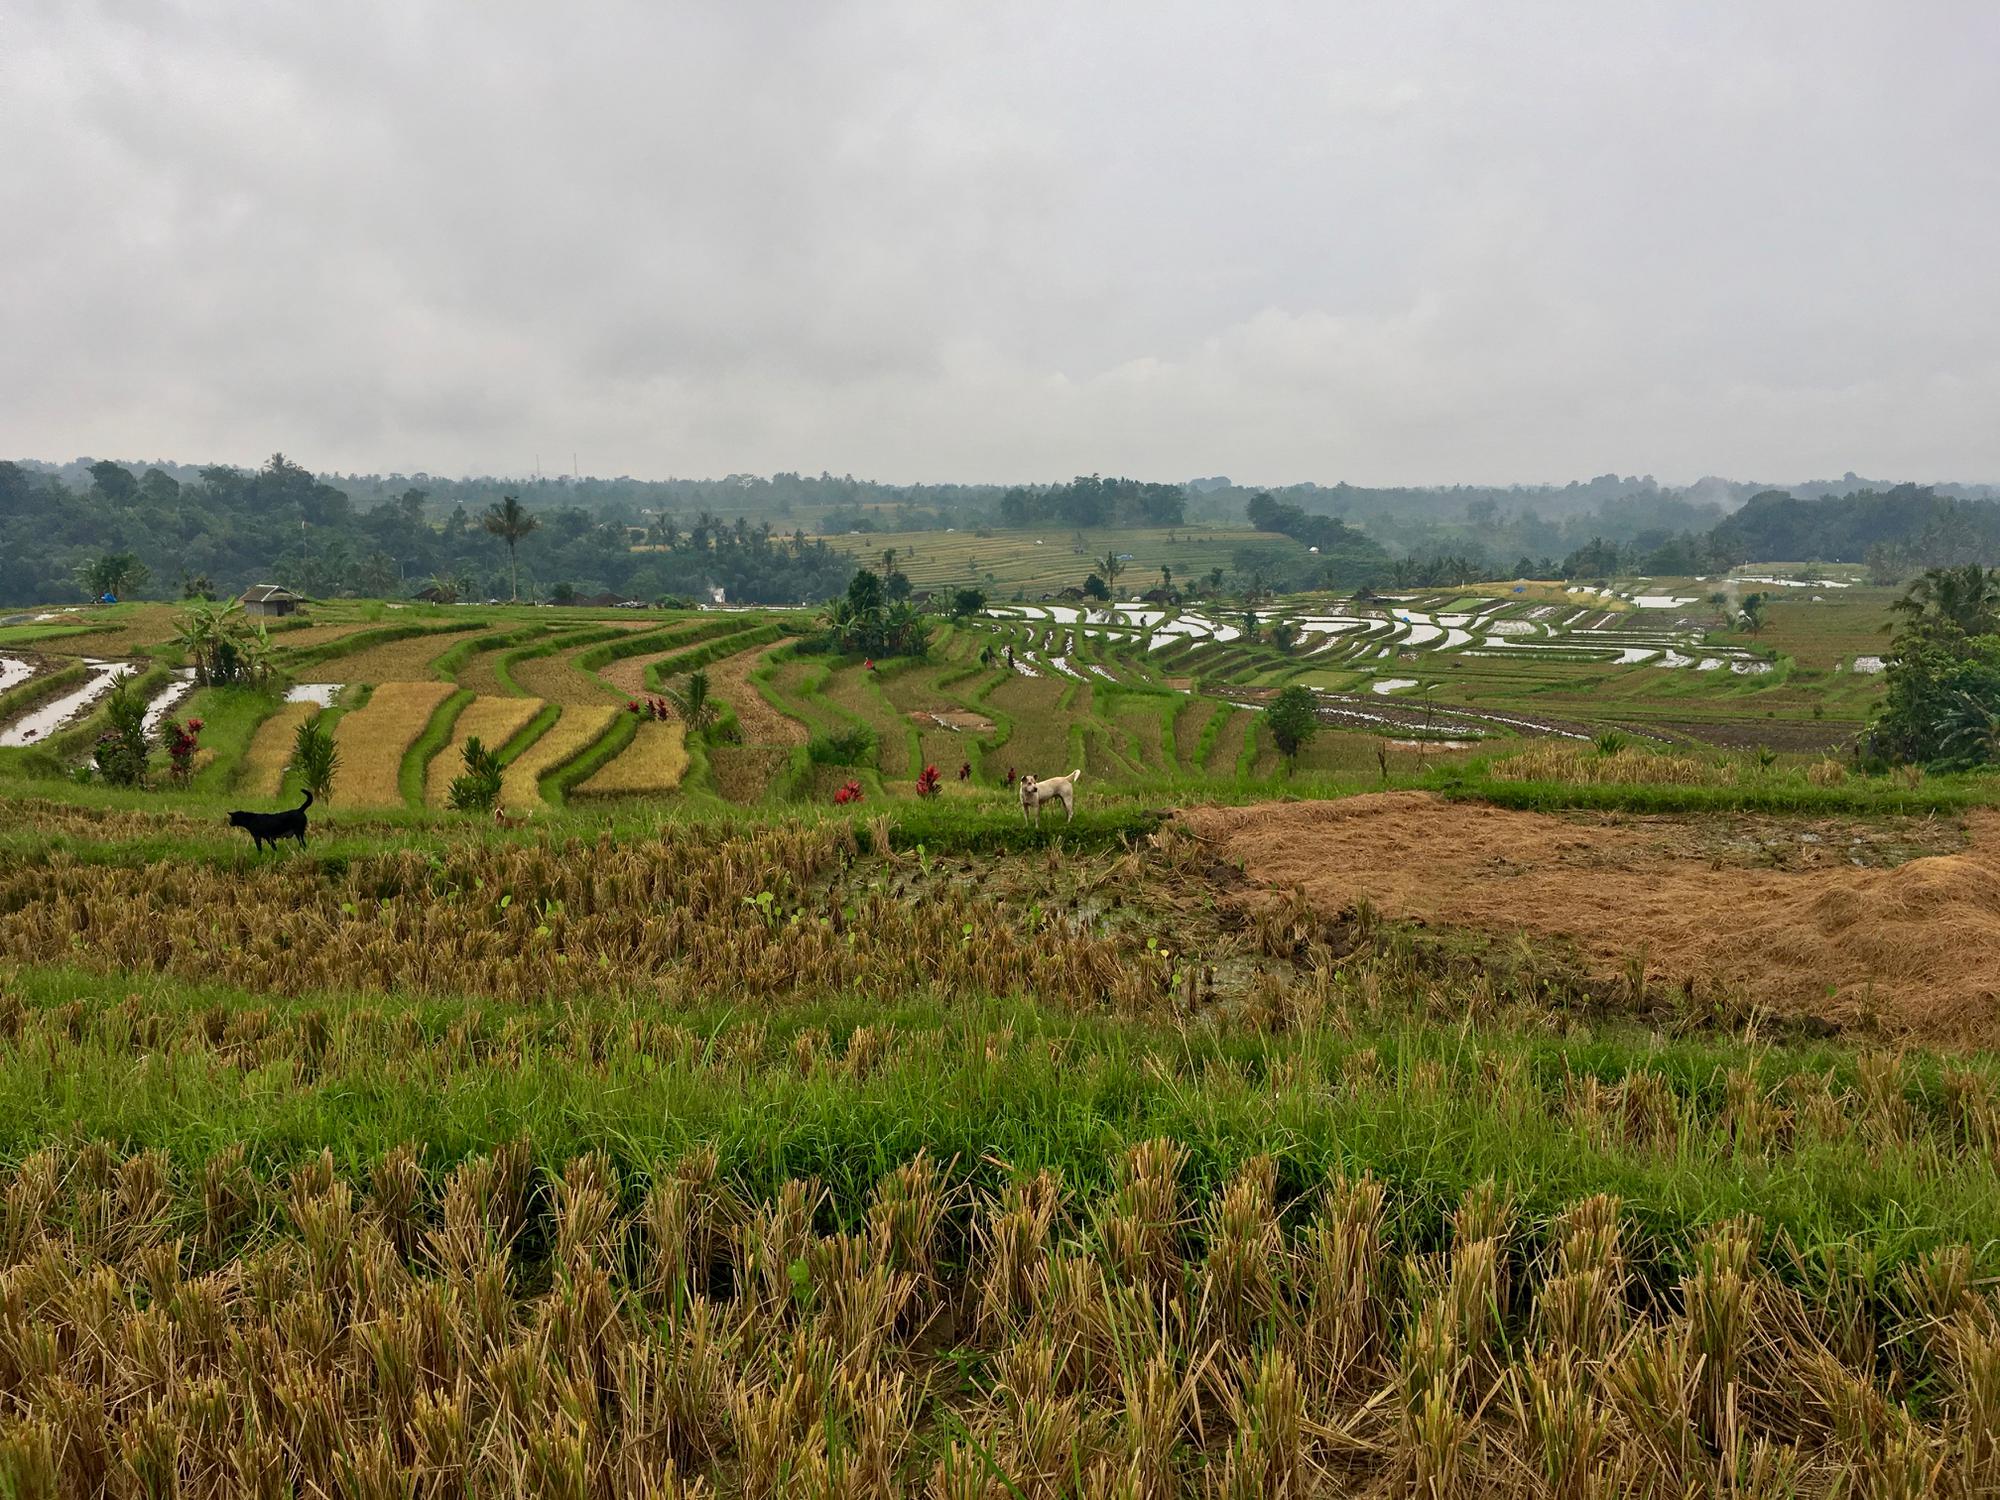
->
[329,680,456,807]
[497,702,620,809]
[821,523,1289,593]
[0,567,1923,822]
[0,764,1998,1494]
[422,693,549,806]
[709,639,808,748]
[5,562,2000,1492]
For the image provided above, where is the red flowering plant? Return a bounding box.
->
[161,716,204,788]
[626,697,672,721]
[915,763,942,798]
[833,779,864,805]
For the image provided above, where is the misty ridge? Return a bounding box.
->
[4,454,1999,609]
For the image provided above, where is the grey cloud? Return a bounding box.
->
[3,0,1996,484]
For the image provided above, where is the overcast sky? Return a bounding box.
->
[6,2,1996,487]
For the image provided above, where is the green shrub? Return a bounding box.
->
[808,726,876,766]
[289,712,340,802]
[90,682,151,787]
[1266,684,1319,764]
[448,736,504,812]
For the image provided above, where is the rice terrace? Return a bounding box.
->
[2,512,2000,1497]
[8,4,2000,1490]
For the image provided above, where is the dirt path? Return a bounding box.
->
[1182,792,2000,1043]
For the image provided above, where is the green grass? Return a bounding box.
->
[1427,765,1993,816]
[0,623,96,647]
[0,959,1992,1287]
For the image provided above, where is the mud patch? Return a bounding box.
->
[1182,792,1999,1043]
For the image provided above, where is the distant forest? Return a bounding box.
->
[3,453,1999,606]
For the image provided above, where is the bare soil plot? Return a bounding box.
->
[1183,792,1997,1043]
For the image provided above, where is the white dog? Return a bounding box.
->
[1019,768,1083,826]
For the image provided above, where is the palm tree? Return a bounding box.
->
[664,670,719,733]
[172,598,245,685]
[481,495,540,602]
[1099,550,1126,596]
[1888,565,2000,639]
[1939,690,2000,767]
[880,546,899,578]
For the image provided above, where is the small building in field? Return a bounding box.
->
[240,584,304,618]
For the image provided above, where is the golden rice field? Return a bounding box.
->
[498,703,619,809]
[511,647,626,706]
[0,1081,1988,1498]
[574,718,689,797]
[234,700,320,799]
[329,680,454,808]
[305,629,477,684]
[423,693,548,806]
[1491,744,1852,788]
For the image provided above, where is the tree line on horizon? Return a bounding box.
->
[4,451,2000,608]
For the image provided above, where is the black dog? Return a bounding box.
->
[227,790,313,852]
